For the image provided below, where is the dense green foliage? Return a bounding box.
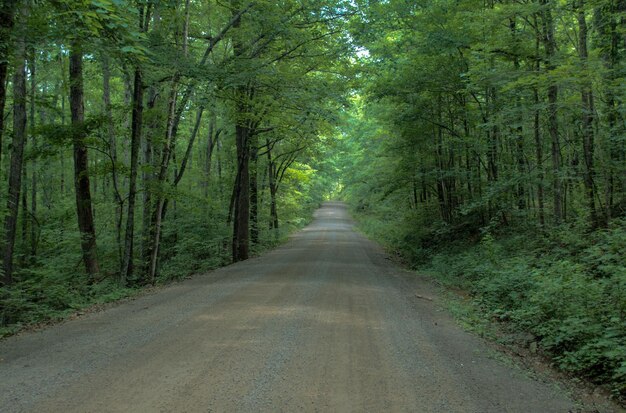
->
[0,0,350,333]
[0,0,624,400]
[342,0,626,397]
[353,201,625,395]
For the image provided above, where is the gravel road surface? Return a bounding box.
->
[0,202,577,412]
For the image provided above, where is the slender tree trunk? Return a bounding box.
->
[147,81,177,283]
[29,54,37,259]
[534,88,545,227]
[2,20,27,284]
[577,0,597,228]
[217,136,223,197]
[510,18,526,211]
[101,54,124,264]
[599,1,623,225]
[0,0,16,162]
[120,68,143,285]
[233,120,250,261]
[250,134,259,245]
[153,106,205,236]
[267,139,279,232]
[60,55,67,197]
[141,85,157,276]
[174,106,203,187]
[541,0,563,223]
[532,19,546,227]
[20,167,27,266]
[120,2,153,283]
[485,90,499,219]
[204,114,220,198]
[69,43,100,278]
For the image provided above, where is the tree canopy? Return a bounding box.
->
[0,0,624,399]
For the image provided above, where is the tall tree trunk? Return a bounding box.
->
[510,18,526,211]
[577,0,597,229]
[204,113,220,198]
[29,53,37,259]
[250,134,259,245]
[596,1,622,225]
[60,55,67,196]
[0,0,16,162]
[266,138,279,233]
[147,82,177,283]
[534,88,545,227]
[541,0,563,223]
[533,18,545,227]
[120,68,143,285]
[233,119,250,261]
[2,19,27,285]
[141,85,157,277]
[20,166,27,266]
[101,55,124,263]
[69,43,100,278]
[120,1,153,281]
[231,2,250,262]
[485,88,499,221]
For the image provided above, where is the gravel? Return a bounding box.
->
[0,202,577,412]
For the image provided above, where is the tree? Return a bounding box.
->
[69,42,100,278]
[1,5,27,285]
[0,0,16,157]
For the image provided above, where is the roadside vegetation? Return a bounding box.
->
[352,202,625,398]
[340,0,626,400]
[0,0,349,335]
[0,0,624,402]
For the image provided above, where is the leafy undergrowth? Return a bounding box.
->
[352,205,626,400]
[0,208,316,339]
[0,278,138,338]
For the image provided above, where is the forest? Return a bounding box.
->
[0,0,624,400]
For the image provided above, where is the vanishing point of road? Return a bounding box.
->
[1,202,577,412]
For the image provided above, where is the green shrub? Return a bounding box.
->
[352,205,626,396]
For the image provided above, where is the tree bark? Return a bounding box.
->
[2,15,26,285]
[534,87,545,227]
[509,18,526,211]
[250,134,259,245]
[101,54,124,264]
[69,43,100,278]
[231,2,251,262]
[29,53,37,259]
[0,0,16,162]
[20,168,27,266]
[120,68,143,285]
[267,139,279,232]
[598,0,625,225]
[577,0,597,229]
[147,82,177,283]
[233,120,250,262]
[120,5,152,284]
[541,0,563,224]
[533,17,545,227]
[204,114,220,197]
[141,85,157,277]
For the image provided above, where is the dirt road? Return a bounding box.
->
[1,202,577,412]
